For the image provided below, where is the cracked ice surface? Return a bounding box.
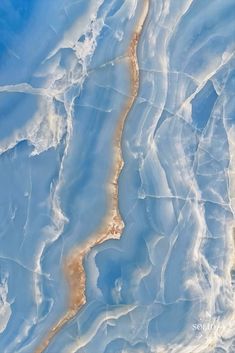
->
[0,1,235,353]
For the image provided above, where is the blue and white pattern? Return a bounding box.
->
[0,1,235,352]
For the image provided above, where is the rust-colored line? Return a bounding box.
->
[35,1,149,352]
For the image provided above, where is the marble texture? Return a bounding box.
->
[0,0,235,352]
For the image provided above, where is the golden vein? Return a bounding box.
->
[35,1,149,352]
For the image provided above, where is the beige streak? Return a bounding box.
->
[35,1,149,352]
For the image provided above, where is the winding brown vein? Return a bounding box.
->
[35,1,149,352]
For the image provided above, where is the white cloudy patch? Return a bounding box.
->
[0,275,12,334]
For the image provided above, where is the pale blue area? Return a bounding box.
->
[0,92,38,139]
[0,0,235,353]
[192,81,218,130]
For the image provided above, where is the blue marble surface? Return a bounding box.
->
[0,1,235,353]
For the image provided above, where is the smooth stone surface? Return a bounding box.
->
[0,1,235,353]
